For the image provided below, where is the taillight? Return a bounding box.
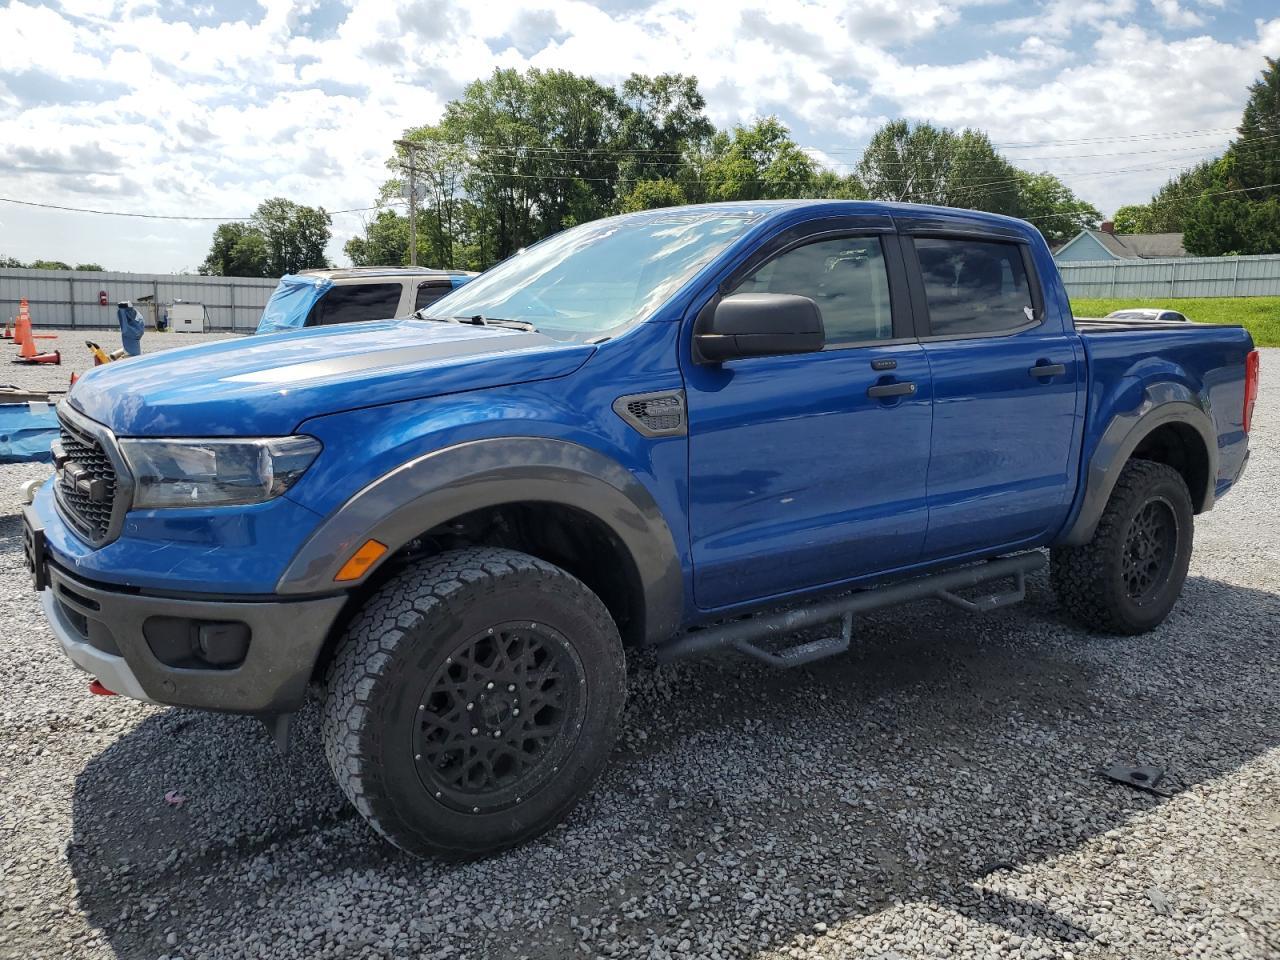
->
[1244,349,1260,433]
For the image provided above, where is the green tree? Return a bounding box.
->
[1014,171,1101,246]
[344,209,410,266]
[1232,55,1280,201]
[200,222,270,276]
[1111,204,1150,233]
[28,259,72,270]
[252,198,331,275]
[1142,160,1220,234]
[692,117,819,202]
[1183,194,1249,256]
[857,121,1020,214]
[614,73,713,205]
[619,178,686,212]
[0,255,24,267]
[802,169,867,200]
[74,262,105,271]
[375,69,717,269]
[201,199,331,277]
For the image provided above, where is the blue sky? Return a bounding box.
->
[0,0,1277,272]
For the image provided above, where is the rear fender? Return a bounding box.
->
[1056,383,1216,547]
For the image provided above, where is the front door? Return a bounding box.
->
[684,226,934,610]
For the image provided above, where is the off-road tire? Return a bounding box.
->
[321,547,626,859]
[1051,459,1194,635]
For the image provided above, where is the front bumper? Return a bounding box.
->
[29,507,347,714]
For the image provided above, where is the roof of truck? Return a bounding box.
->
[605,199,1034,232]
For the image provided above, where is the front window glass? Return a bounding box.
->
[423,210,763,343]
[733,236,893,345]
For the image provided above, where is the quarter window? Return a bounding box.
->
[733,236,894,346]
[915,238,1035,337]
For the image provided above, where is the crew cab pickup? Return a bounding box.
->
[22,201,1259,859]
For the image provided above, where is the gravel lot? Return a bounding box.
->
[1,343,1276,960]
[2,329,244,394]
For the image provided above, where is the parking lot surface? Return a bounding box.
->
[1,342,1276,960]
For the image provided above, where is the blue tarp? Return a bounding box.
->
[0,402,59,463]
[255,274,334,335]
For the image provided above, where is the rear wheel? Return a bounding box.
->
[322,547,625,859]
[1051,459,1194,635]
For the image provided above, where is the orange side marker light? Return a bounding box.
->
[334,539,388,582]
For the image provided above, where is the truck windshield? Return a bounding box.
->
[422,209,762,342]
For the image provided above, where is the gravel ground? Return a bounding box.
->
[2,329,244,395]
[0,347,1277,960]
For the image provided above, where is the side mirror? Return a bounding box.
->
[694,293,825,364]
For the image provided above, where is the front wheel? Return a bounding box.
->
[1051,459,1194,635]
[321,547,626,859]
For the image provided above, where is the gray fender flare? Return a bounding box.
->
[277,437,684,645]
[1057,386,1217,547]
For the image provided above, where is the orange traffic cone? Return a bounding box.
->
[1,320,10,340]
[18,330,38,359]
[70,371,79,387]
[14,299,30,345]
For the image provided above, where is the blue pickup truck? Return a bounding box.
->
[23,201,1259,858]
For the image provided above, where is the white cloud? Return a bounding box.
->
[998,0,1138,38]
[843,0,959,44]
[1150,0,1206,29]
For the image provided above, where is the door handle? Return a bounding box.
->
[867,381,917,399]
[1028,362,1066,379]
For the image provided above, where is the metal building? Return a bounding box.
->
[0,268,278,332]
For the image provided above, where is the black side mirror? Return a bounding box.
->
[694,293,825,364]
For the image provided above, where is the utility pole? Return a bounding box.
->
[396,139,419,267]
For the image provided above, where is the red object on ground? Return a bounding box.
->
[13,349,60,365]
[88,679,116,696]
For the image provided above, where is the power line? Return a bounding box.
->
[1021,180,1280,223]
[0,196,390,221]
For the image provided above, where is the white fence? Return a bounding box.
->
[1058,253,1280,300]
[0,268,278,331]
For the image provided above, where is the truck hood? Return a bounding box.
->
[69,319,594,437]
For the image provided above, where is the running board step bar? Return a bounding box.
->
[659,552,1046,667]
[732,613,853,668]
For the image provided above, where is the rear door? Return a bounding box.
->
[684,218,934,610]
[902,228,1083,559]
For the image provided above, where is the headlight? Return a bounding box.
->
[119,436,322,508]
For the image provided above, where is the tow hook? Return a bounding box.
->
[21,478,44,505]
[88,679,116,696]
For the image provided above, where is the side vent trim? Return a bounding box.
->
[613,390,687,438]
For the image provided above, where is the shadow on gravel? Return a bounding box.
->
[67,570,1280,958]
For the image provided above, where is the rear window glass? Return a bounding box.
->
[916,238,1034,337]
[309,283,403,326]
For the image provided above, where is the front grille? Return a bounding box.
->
[55,409,122,546]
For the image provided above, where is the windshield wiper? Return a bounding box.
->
[456,314,538,332]
[414,312,539,332]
